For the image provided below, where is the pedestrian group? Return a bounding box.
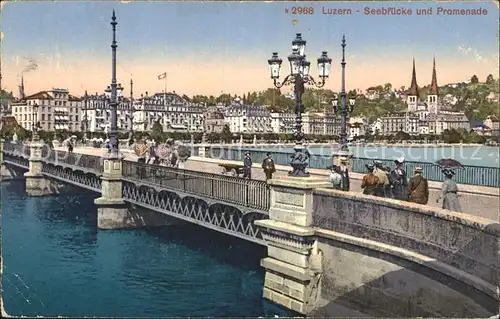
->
[359,156,462,212]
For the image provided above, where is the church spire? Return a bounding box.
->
[408,58,418,96]
[430,57,438,95]
[19,75,25,99]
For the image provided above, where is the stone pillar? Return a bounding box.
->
[24,140,53,196]
[199,134,207,158]
[255,176,331,315]
[94,155,130,229]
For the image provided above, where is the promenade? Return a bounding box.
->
[57,146,498,221]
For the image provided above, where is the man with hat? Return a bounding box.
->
[408,166,429,205]
[338,157,350,191]
[261,152,276,180]
[373,160,389,197]
[390,157,408,200]
[243,151,252,179]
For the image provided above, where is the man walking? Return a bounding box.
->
[262,152,276,180]
[408,166,429,205]
[338,157,350,191]
[243,151,252,179]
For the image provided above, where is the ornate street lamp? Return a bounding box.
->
[82,90,89,141]
[331,36,357,156]
[108,10,119,158]
[32,103,40,141]
[268,33,332,177]
[330,35,356,191]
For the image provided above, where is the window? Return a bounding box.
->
[42,114,45,120]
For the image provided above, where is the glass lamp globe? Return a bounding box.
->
[317,51,332,78]
[302,59,311,76]
[292,33,307,56]
[288,49,301,76]
[268,52,283,79]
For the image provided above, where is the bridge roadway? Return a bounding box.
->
[1,143,270,245]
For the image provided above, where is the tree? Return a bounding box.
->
[470,75,479,84]
[221,124,232,143]
[151,120,163,142]
[486,74,495,85]
[383,83,392,92]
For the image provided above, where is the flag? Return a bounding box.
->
[157,72,167,80]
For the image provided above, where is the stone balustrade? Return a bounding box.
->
[311,188,499,317]
[253,173,499,317]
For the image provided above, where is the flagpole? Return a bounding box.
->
[164,74,167,107]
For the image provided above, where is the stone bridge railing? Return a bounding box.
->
[254,175,499,317]
[308,188,500,316]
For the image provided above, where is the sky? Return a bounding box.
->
[1,1,499,98]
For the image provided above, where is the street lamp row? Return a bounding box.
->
[268,33,356,178]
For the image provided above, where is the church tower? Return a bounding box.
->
[406,58,418,112]
[427,57,439,114]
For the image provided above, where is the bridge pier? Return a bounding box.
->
[255,176,331,315]
[24,140,56,196]
[95,156,172,229]
[94,156,130,229]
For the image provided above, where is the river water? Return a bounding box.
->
[1,181,294,317]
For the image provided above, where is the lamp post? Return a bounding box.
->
[32,103,40,141]
[108,10,119,159]
[331,35,356,163]
[82,90,89,141]
[268,33,332,177]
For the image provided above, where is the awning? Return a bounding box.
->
[170,124,187,129]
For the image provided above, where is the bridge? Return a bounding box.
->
[1,141,270,245]
[1,140,499,318]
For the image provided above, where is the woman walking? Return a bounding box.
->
[361,164,379,196]
[437,169,462,212]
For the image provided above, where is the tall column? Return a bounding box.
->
[94,10,129,230]
[24,140,53,196]
[255,175,330,314]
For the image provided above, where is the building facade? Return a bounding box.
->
[204,107,225,134]
[270,112,295,134]
[379,112,420,135]
[224,103,272,133]
[12,88,82,132]
[302,112,341,135]
[82,89,204,134]
[426,111,470,135]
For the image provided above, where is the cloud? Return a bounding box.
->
[456,44,492,63]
